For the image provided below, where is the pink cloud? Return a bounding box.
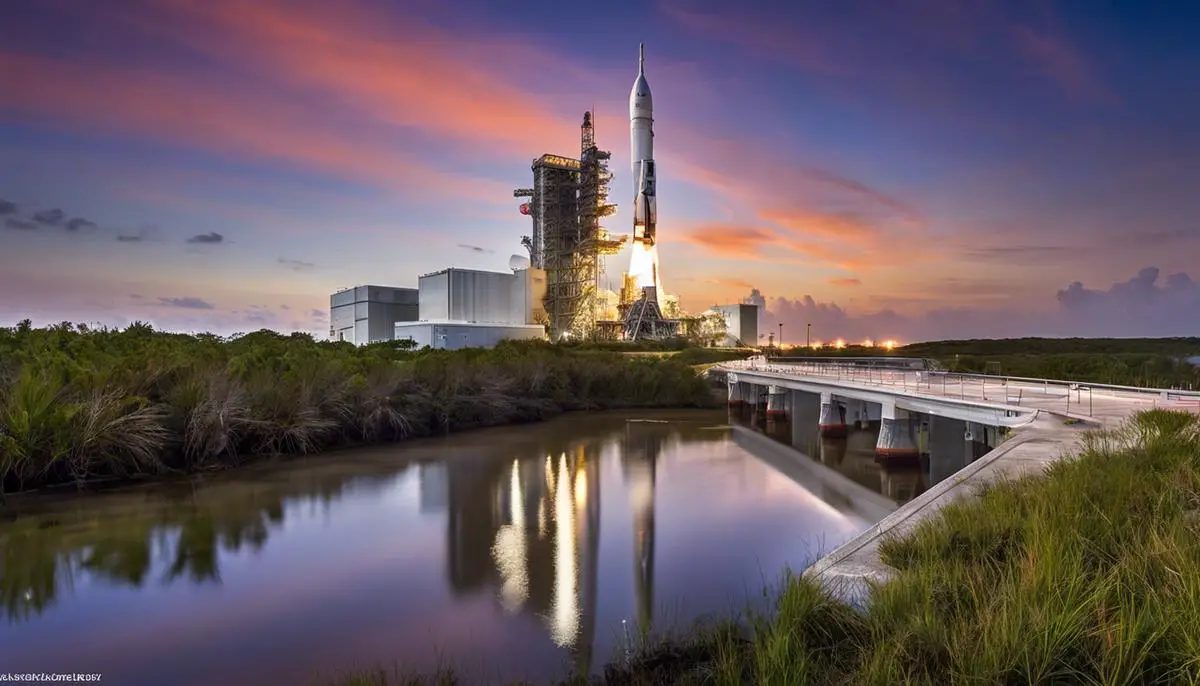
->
[1011,25,1111,102]
[0,51,506,203]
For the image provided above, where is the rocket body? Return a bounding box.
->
[630,44,656,247]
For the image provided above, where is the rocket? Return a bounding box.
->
[630,43,656,247]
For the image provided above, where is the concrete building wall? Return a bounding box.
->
[419,267,541,325]
[394,321,546,350]
[714,303,759,346]
[330,285,419,345]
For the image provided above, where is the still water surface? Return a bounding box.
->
[0,410,871,685]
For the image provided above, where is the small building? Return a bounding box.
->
[394,321,546,350]
[712,303,759,347]
[330,285,419,345]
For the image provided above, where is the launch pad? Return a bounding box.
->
[622,286,679,341]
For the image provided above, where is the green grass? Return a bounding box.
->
[327,409,1200,685]
[0,322,720,494]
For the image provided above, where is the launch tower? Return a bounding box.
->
[515,113,623,341]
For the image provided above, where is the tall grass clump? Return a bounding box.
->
[331,409,1200,685]
[0,322,718,494]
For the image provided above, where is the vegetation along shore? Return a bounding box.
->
[327,409,1200,685]
[0,321,722,496]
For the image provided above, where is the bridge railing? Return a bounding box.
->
[739,358,1200,398]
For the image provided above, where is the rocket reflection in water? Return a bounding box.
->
[446,443,600,673]
[443,421,672,669]
[622,421,670,636]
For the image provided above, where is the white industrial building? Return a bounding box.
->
[330,285,419,345]
[712,303,759,347]
[399,266,546,350]
[330,265,549,350]
[417,267,545,325]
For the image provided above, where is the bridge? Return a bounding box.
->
[709,357,1200,591]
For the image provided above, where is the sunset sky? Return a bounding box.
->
[2,0,1199,341]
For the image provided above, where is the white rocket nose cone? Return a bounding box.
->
[629,44,653,118]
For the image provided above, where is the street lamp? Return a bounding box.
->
[778,322,783,350]
[806,322,811,348]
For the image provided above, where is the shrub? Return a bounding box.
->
[0,323,718,494]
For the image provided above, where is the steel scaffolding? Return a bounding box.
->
[515,112,623,341]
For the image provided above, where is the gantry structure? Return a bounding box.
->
[515,112,624,341]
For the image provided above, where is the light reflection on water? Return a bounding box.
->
[0,410,871,685]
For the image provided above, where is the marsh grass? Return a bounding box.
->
[0,323,718,494]
[329,409,1200,685]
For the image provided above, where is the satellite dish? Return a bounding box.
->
[509,254,530,271]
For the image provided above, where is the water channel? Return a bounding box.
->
[0,410,875,686]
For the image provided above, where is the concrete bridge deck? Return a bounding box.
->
[712,359,1200,594]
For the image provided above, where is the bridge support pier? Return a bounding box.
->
[854,401,871,429]
[754,384,769,414]
[876,406,919,462]
[766,385,787,420]
[790,390,821,452]
[726,379,744,408]
[818,392,848,438]
[965,422,990,460]
[928,415,969,484]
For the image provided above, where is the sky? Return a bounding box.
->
[2,0,1199,342]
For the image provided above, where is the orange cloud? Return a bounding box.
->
[679,224,778,259]
[759,209,881,245]
[829,277,862,287]
[664,129,926,274]
[125,0,583,157]
[677,221,870,271]
[0,52,506,202]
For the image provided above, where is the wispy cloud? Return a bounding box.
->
[1011,25,1110,102]
[158,296,214,310]
[186,232,224,245]
[31,208,65,226]
[679,224,780,259]
[456,243,494,254]
[0,51,506,203]
[829,277,862,287]
[65,217,97,232]
[277,257,315,272]
[4,217,37,231]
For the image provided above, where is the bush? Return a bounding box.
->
[0,322,718,494]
